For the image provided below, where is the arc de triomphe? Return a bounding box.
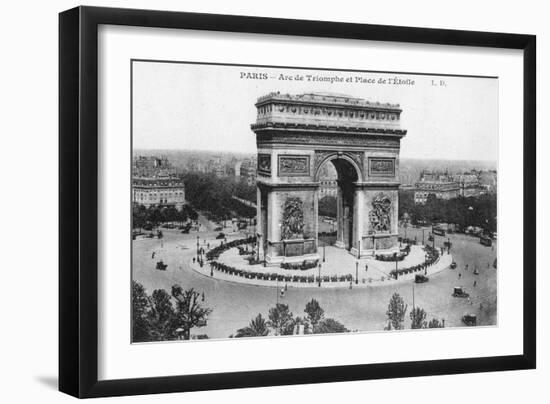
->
[251,92,407,265]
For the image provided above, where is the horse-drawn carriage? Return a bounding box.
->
[415,274,429,283]
[462,314,477,326]
[452,286,469,298]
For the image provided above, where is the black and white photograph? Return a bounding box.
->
[131,61,498,342]
[0,1,541,401]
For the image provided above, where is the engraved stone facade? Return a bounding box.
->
[252,92,406,263]
[257,153,271,176]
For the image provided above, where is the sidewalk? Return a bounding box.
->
[189,243,453,289]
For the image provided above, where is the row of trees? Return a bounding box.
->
[399,191,497,234]
[132,204,198,231]
[132,281,212,342]
[183,173,256,222]
[232,299,348,338]
[319,195,337,218]
[385,292,445,330]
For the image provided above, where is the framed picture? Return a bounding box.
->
[59,6,536,398]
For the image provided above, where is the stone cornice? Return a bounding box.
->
[251,122,407,137]
[257,180,400,189]
[257,181,320,190]
[255,92,402,112]
[354,181,400,189]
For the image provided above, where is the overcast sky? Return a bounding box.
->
[132,61,498,162]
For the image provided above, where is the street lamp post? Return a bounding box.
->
[394,252,398,274]
[424,253,428,275]
[196,235,200,257]
[257,234,261,262]
[323,241,326,263]
[355,260,359,284]
[422,228,425,245]
[318,263,322,287]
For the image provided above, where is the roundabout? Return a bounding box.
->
[191,235,453,288]
[132,225,496,338]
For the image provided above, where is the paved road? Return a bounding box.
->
[133,225,497,339]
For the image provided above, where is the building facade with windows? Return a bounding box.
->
[413,170,486,204]
[132,177,186,211]
[132,156,185,211]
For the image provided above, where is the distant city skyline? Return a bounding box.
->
[133,61,498,162]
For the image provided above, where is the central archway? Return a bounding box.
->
[316,156,359,251]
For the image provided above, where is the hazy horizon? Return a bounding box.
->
[133,148,497,168]
[133,61,499,162]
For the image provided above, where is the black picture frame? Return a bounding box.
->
[59,6,536,398]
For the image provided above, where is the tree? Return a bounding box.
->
[386,293,408,330]
[318,195,337,218]
[234,313,269,338]
[132,281,152,342]
[428,318,445,328]
[304,299,325,333]
[410,307,427,329]
[132,204,148,231]
[171,285,212,340]
[267,303,295,336]
[148,289,177,340]
[148,207,163,229]
[315,318,349,334]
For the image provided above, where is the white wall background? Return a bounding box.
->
[0,0,546,403]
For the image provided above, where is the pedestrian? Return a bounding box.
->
[193,257,196,264]
[473,280,477,287]
[458,273,461,279]
[201,292,205,302]
[465,264,469,271]
[152,252,155,259]
[365,264,368,272]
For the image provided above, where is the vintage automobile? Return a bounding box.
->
[480,235,493,247]
[473,268,480,275]
[450,261,457,269]
[156,260,168,271]
[452,286,470,298]
[433,226,446,236]
[462,314,477,326]
[415,274,429,283]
